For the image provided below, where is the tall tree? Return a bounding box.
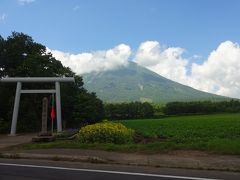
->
[0,32,104,133]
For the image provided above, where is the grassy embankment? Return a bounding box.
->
[26,113,240,155]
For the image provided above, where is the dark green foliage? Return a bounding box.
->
[0,32,104,133]
[105,102,154,120]
[72,90,105,126]
[163,100,240,115]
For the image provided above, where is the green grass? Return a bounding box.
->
[118,113,240,154]
[25,113,240,155]
[119,113,240,138]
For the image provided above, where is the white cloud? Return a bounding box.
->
[18,0,35,5]
[134,40,240,98]
[189,41,240,98]
[192,54,202,59]
[48,40,240,99]
[134,41,189,83]
[0,13,7,23]
[48,44,131,75]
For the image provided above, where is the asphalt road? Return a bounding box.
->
[0,159,239,180]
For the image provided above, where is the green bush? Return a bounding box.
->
[77,121,134,144]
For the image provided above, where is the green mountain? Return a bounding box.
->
[82,62,228,103]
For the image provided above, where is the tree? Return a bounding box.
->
[0,32,104,133]
[162,100,240,115]
[104,102,154,120]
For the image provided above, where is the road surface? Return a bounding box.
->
[0,159,239,180]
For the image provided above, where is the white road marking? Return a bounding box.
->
[0,162,221,180]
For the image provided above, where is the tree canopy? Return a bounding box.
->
[163,100,240,115]
[0,32,104,133]
[104,102,154,120]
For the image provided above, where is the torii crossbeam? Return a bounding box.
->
[0,77,75,135]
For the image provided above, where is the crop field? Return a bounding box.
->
[117,113,240,154]
[26,113,240,155]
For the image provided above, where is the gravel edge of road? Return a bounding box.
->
[0,152,240,173]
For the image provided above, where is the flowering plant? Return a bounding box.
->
[77,121,134,144]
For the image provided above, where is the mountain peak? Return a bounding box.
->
[82,62,227,103]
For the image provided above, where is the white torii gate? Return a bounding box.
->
[0,77,75,135]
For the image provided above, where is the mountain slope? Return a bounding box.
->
[82,62,228,103]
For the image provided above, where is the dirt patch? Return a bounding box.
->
[167,150,210,156]
[133,133,167,144]
[0,134,36,150]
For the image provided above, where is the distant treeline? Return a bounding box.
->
[104,100,240,120]
[163,100,240,115]
[104,102,154,120]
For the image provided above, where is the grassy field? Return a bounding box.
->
[26,113,240,155]
[117,113,240,154]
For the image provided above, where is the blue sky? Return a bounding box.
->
[1,0,239,59]
[1,0,240,98]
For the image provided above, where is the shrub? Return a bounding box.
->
[77,121,135,144]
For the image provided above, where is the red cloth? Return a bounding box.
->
[51,106,55,121]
